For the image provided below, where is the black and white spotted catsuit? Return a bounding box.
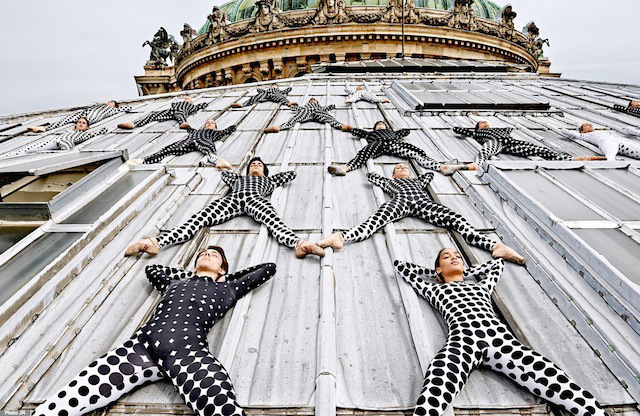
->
[341,172,496,252]
[613,104,640,118]
[279,102,343,130]
[394,259,605,416]
[241,87,293,107]
[344,87,387,104]
[143,126,237,164]
[345,128,441,172]
[133,101,209,128]
[3,128,108,158]
[45,104,132,131]
[156,171,301,249]
[453,127,573,166]
[33,262,276,416]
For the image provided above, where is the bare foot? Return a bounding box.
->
[288,102,298,107]
[573,156,608,161]
[124,238,160,256]
[180,123,191,129]
[295,240,326,258]
[126,158,143,166]
[383,99,390,103]
[215,158,233,170]
[118,122,135,129]
[492,243,526,265]
[230,103,242,108]
[467,163,479,171]
[317,232,344,250]
[328,164,348,176]
[440,165,466,176]
[27,126,46,133]
[341,124,352,132]
[265,125,280,133]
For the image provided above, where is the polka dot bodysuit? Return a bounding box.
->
[132,101,209,128]
[241,87,293,107]
[453,127,573,166]
[3,128,108,158]
[279,102,343,130]
[394,259,605,416]
[341,172,496,252]
[33,262,276,416]
[143,125,237,164]
[155,171,302,249]
[345,128,441,172]
[613,104,640,118]
[344,87,387,104]
[45,104,132,131]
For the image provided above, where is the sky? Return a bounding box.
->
[1,0,639,116]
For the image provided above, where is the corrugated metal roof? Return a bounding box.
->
[0,73,639,416]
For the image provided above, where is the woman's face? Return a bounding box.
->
[392,163,411,179]
[205,119,217,130]
[195,248,225,274]
[374,121,388,130]
[75,118,89,131]
[248,160,265,176]
[435,248,465,281]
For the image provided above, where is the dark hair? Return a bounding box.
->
[77,117,90,128]
[474,121,484,132]
[433,248,448,270]
[246,157,269,176]
[374,120,388,129]
[111,100,119,108]
[194,245,229,274]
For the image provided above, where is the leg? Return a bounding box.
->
[475,139,504,166]
[504,140,572,161]
[3,138,59,158]
[314,113,344,130]
[46,112,83,131]
[163,348,244,416]
[618,141,640,160]
[33,333,163,416]
[342,198,409,243]
[413,336,480,416]
[345,142,384,172]
[132,110,173,128]
[388,142,441,171]
[485,339,605,416]
[154,195,243,248]
[245,197,300,248]
[415,201,496,251]
[279,113,309,131]
[143,138,197,164]
[242,94,264,107]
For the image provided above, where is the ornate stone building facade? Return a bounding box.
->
[135,0,555,95]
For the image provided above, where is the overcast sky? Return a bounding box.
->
[1,0,639,116]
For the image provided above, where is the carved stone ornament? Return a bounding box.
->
[310,0,349,25]
[207,6,230,45]
[180,24,197,53]
[143,27,179,67]
[497,4,517,41]
[448,0,478,31]
[523,21,549,60]
[382,0,419,24]
[251,0,284,32]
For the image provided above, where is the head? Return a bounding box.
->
[392,163,411,179]
[356,85,364,91]
[434,248,465,283]
[106,100,119,108]
[579,123,594,134]
[308,98,318,104]
[374,120,389,130]
[475,121,490,131]
[194,245,229,278]
[272,83,279,89]
[75,117,90,131]
[246,157,269,176]
[183,97,193,104]
[204,118,217,130]
[629,100,640,109]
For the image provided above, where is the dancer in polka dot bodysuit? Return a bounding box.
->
[344,86,390,104]
[317,163,525,264]
[327,121,464,176]
[26,101,131,133]
[553,123,640,161]
[124,157,325,259]
[128,119,235,169]
[3,117,107,158]
[118,97,208,130]
[230,85,298,108]
[33,246,275,416]
[394,248,606,416]
[613,100,640,118]
[264,98,351,133]
[453,121,603,171]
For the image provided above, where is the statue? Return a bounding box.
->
[251,0,283,32]
[523,21,550,59]
[207,6,229,44]
[497,4,517,41]
[143,27,179,67]
[180,23,197,53]
[382,0,419,24]
[448,0,477,31]
[310,0,349,25]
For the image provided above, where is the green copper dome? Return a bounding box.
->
[197,0,502,34]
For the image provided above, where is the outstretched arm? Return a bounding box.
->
[280,87,292,95]
[145,264,190,293]
[453,127,476,137]
[393,260,436,300]
[215,125,237,140]
[366,172,393,192]
[464,258,504,294]
[228,263,277,300]
[350,128,370,139]
[322,104,336,112]
[118,105,133,113]
[270,171,297,187]
[221,171,240,187]
[416,172,435,190]
[395,129,411,139]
